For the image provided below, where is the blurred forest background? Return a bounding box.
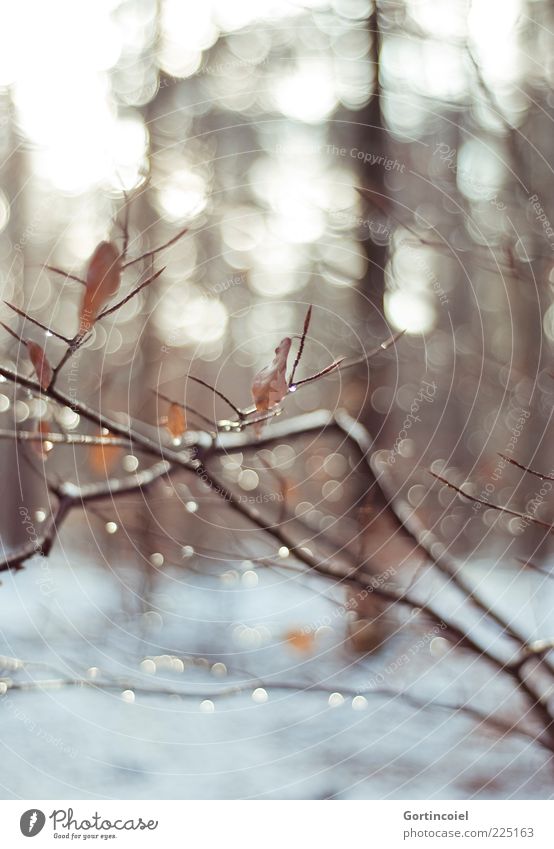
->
[1,0,554,799]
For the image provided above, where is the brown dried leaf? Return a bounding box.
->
[285,629,315,653]
[31,420,53,459]
[165,403,187,439]
[27,341,52,390]
[251,337,292,413]
[89,430,122,475]
[79,241,121,333]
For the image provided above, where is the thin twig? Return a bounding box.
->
[121,188,130,263]
[185,374,243,418]
[429,471,554,532]
[292,357,347,388]
[0,675,548,751]
[498,453,554,482]
[292,329,405,388]
[339,328,407,370]
[49,267,165,385]
[97,266,165,320]
[43,266,87,286]
[121,226,189,270]
[0,322,26,346]
[152,390,217,429]
[288,305,312,387]
[3,302,72,344]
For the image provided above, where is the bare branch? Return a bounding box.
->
[0,429,132,448]
[1,370,552,743]
[0,365,174,458]
[0,497,71,573]
[0,674,547,751]
[49,333,90,386]
[1,460,170,573]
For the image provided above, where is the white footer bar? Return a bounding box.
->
[0,799,552,848]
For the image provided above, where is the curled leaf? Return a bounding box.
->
[164,403,187,439]
[27,341,52,390]
[79,241,121,334]
[251,337,292,414]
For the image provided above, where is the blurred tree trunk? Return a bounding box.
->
[0,92,36,553]
[348,6,395,652]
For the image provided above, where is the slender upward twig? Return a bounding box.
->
[120,188,131,263]
[292,329,405,388]
[288,304,312,387]
[121,225,189,270]
[293,357,347,388]
[97,266,165,321]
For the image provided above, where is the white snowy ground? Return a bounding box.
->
[1,517,553,800]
